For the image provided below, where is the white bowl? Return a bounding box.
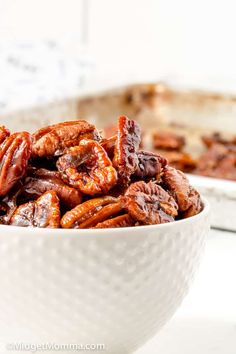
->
[0,199,210,354]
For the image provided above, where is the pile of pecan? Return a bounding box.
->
[0,116,202,229]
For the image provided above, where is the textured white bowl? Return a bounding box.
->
[0,199,210,354]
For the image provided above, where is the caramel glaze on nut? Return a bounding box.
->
[113,116,141,185]
[162,166,202,218]
[57,139,117,195]
[61,196,122,229]
[0,131,32,197]
[22,168,82,209]
[10,191,60,228]
[32,120,101,158]
[94,214,135,228]
[124,180,178,225]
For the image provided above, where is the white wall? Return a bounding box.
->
[0,0,236,91]
[88,0,236,91]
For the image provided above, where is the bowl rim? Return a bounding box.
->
[0,197,210,236]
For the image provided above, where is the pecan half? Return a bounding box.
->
[21,168,82,209]
[94,214,134,228]
[124,181,178,225]
[32,120,100,158]
[153,131,185,151]
[61,196,122,228]
[0,132,32,196]
[113,116,141,185]
[57,139,117,195]
[162,166,202,217]
[134,150,167,179]
[10,191,60,228]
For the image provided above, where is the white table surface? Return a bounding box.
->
[136,229,236,354]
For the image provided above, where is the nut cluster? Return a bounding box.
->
[0,116,202,228]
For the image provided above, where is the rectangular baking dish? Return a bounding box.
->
[2,83,236,231]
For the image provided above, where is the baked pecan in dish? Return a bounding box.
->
[32,120,100,158]
[57,139,117,195]
[162,166,202,217]
[10,191,60,228]
[124,181,178,225]
[22,168,82,209]
[113,116,141,184]
[195,143,236,181]
[94,214,135,228]
[153,131,185,151]
[0,132,32,196]
[156,150,197,173]
[61,196,122,228]
[134,150,167,179]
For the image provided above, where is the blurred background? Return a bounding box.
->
[1,0,236,114]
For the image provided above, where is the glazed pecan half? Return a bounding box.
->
[32,120,100,158]
[57,139,117,195]
[113,116,141,185]
[22,168,82,209]
[0,132,32,196]
[124,181,178,225]
[94,214,135,228]
[61,196,123,228]
[153,131,185,151]
[10,191,60,228]
[162,166,202,217]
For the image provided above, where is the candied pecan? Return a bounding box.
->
[156,150,197,173]
[0,132,32,196]
[153,131,185,151]
[21,168,82,209]
[113,116,141,184]
[195,143,236,181]
[32,120,100,158]
[162,166,202,217]
[10,191,60,228]
[124,181,178,225]
[57,139,117,195]
[94,214,135,228]
[134,150,167,179]
[61,196,122,228]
